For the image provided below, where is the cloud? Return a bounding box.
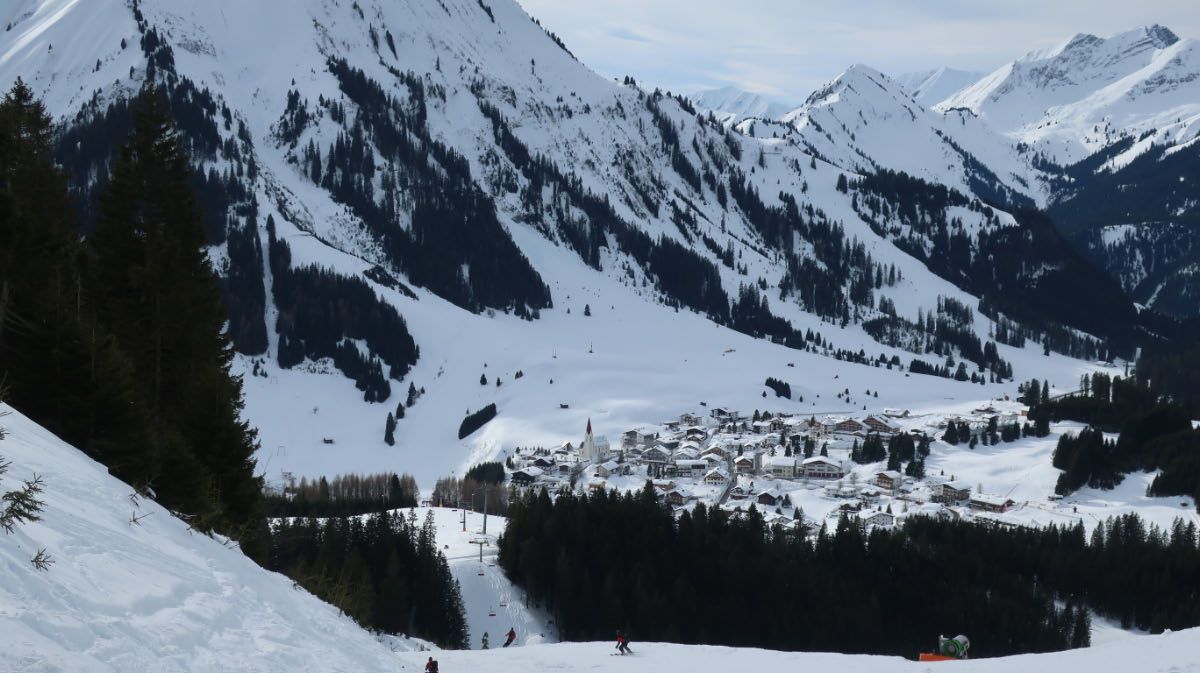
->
[515,0,1200,100]
[606,26,653,43]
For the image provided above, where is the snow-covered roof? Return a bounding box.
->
[970,493,1014,506]
[766,456,796,467]
[802,456,839,466]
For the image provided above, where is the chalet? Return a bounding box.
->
[711,407,739,422]
[728,485,748,500]
[800,456,843,480]
[685,427,709,442]
[680,413,702,426]
[531,456,555,468]
[651,479,676,492]
[700,453,723,467]
[863,416,897,434]
[674,459,708,478]
[873,471,903,491]
[751,421,772,434]
[637,430,660,445]
[656,437,681,452]
[674,447,701,461]
[859,510,896,528]
[931,482,972,504]
[757,489,781,507]
[593,461,621,478]
[969,493,1015,513]
[665,489,688,506]
[510,467,543,487]
[734,454,758,474]
[642,447,671,467]
[765,456,796,479]
[703,468,730,486]
[835,419,866,434]
[622,429,640,448]
[702,445,731,460]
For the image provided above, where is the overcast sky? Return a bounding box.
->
[516,0,1200,104]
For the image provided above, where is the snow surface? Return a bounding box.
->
[893,67,985,107]
[2,399,1199,671]
[0,404,426,673]
[689,85,793,125]
[936,25,1200,166]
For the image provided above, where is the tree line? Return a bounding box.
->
[263,472,419,518]
[500,486,1200,657]
[266,509,468,648]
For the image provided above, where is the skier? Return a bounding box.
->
[616,630,632,655]
[424,656,439,673]
[503,627,517,647]
[481,632,489,649]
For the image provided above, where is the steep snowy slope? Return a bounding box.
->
[690,85,792,125]
[0,403,421,672]
[938,25,1200,165]
[0,0,1133,487]
[396,631,1200,673]
[774,65,1049,206]
[894,67,984,107]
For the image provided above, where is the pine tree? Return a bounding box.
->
[89,87,262,541]
[384,412,396,446]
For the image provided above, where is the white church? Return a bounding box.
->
[581,418,610,464]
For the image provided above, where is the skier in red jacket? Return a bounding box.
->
[616,630,632,655]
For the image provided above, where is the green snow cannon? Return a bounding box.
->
[938,634,970,659]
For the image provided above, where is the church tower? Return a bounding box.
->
[582,418,596,463]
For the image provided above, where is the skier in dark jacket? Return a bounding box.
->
[503,628,517,647]
[424,657,438,673]
[616,630,632,655]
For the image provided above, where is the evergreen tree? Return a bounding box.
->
[384,412,396,446]
[88,87,262,541]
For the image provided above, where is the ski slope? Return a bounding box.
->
[2,403,1198,671]
[414,506,557,650]
[396,631,1199,673]
[0,403,430,673]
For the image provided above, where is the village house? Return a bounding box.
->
[863,416,897,434]
[680,413,702,426]
[734,453,759,474]
[859,510,896,528]
[757,489,781,507]
[931,482,972,504]
[703,467,730,486]
[765,455,796,479]
[510,467,543,487]
[728,485,748,500]
[800,456,844,480]
[969,493,1015,513]
[665,489,688,507]
[593,460,622,478]
[642,446,671,469]
[621,429,640,448]
[873,470,903,491]
[673,459,708,478]
[834,418,867,434]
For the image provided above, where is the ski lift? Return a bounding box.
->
[488,606,496,617]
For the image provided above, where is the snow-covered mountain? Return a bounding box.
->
[937,24,1200,166]
[0,0,1155,487]
[772,65,1049,206]
[893,67,985,107]
[689,85,793,125]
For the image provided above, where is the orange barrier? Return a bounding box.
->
[918,653,959,662]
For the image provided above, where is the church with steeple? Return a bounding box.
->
[581,418,610,464]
